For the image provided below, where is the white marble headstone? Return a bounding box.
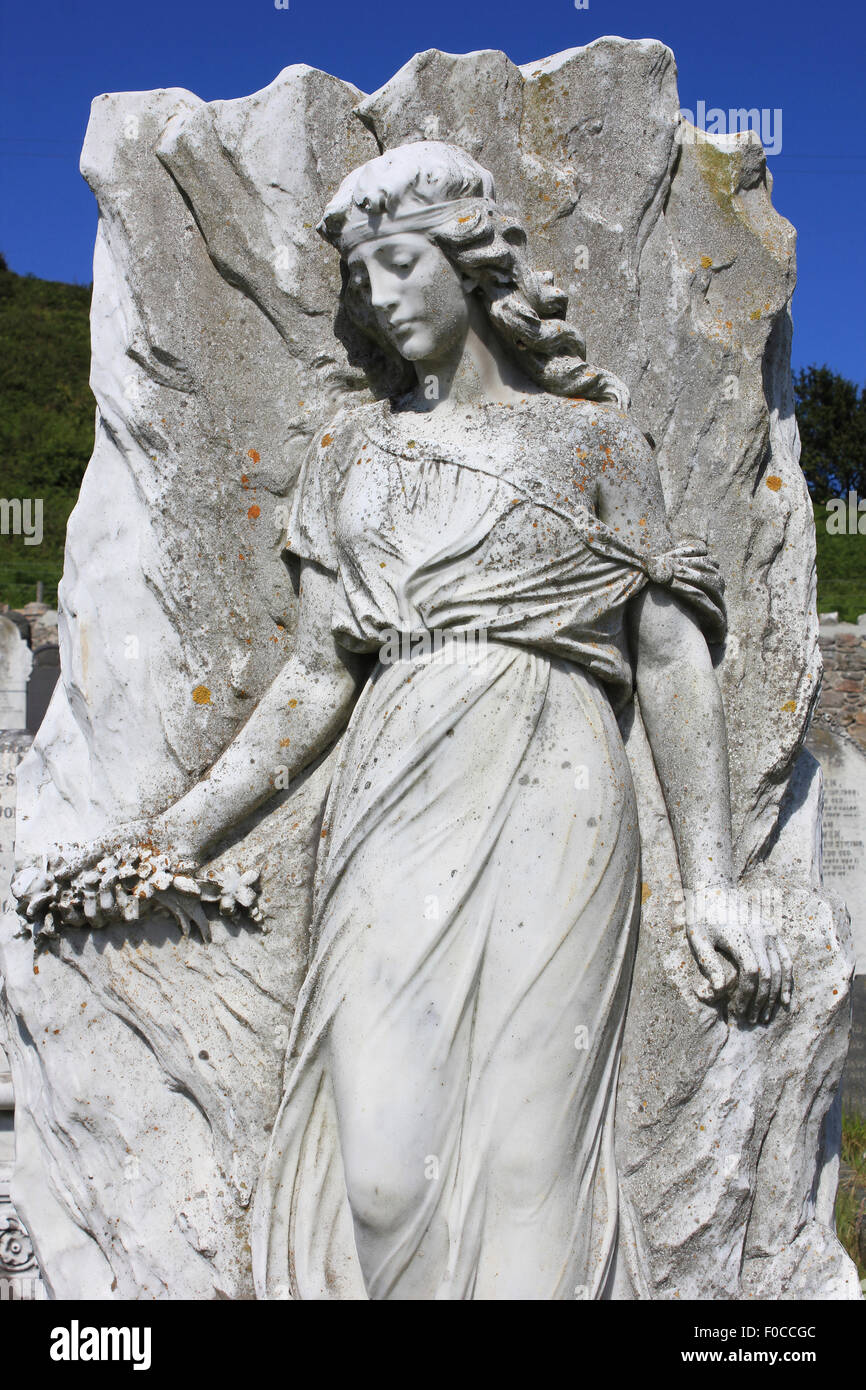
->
[0,618,31,732]
[0,731,43,1299]
[806,723,866,971]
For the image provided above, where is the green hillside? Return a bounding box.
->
[0,256,94,609]
[814,501,866,622]
[0,258,864,620]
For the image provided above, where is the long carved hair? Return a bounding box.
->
[319,141,629,410]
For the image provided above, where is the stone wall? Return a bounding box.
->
[816,616,866,750]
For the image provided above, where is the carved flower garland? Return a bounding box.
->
[12,847,262,943]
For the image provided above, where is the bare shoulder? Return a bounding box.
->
[565,399,653,466]
[532,394,657,491]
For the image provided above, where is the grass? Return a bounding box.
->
[837,1111,866,1284]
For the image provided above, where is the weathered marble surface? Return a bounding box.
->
[0,40,857,1298]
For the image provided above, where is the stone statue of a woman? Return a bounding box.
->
[16,141,792,1300]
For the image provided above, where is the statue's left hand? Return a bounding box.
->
[685,884,793,1024]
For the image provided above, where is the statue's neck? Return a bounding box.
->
[409,295,542,414]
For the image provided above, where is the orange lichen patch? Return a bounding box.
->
[279,738,291,748]
[247,505,261,520]
[321,433,334,447]
[248,449,260,463]
[288,699,297,708]
[457,216,473,224]
[766,476,783,491]
[781,699,797,713]
[240,474,250,489]
[192,685,211,706]
[700,256,713,268]
[238,553,245,561]
[641,883,652,903]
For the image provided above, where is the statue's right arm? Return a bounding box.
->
[158,559,363,861]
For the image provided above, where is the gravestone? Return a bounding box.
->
[806,723,866,1121]
[0,618,31,732]
[0,733,33,914]
[0,39,857,1300]
[1,1053,43,1301]
[806,723,866,970]
[29,610,59,651]
[0,1046,12,1207]
[0,730,43,1299]
[25,645,60,737]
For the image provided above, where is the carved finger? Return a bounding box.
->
[730,941,759,1017]
[690,924,732,1001]
[763,937,782,1023]
[750,939,772,1024]
[778,936,794,1008]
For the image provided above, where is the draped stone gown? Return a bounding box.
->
[252,394,725,1300]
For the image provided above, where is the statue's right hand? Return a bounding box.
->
[11,816,189,926]
[30,819,156,884]
[11,814,261,939]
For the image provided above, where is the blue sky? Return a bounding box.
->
[1,0,863,381]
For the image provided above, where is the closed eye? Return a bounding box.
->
[376,247,419,276]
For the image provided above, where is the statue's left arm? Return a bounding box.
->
[593,410,792,1023]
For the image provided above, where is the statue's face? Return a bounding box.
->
[345,232,471,362]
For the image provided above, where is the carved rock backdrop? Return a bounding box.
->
[0,40,857,1299]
